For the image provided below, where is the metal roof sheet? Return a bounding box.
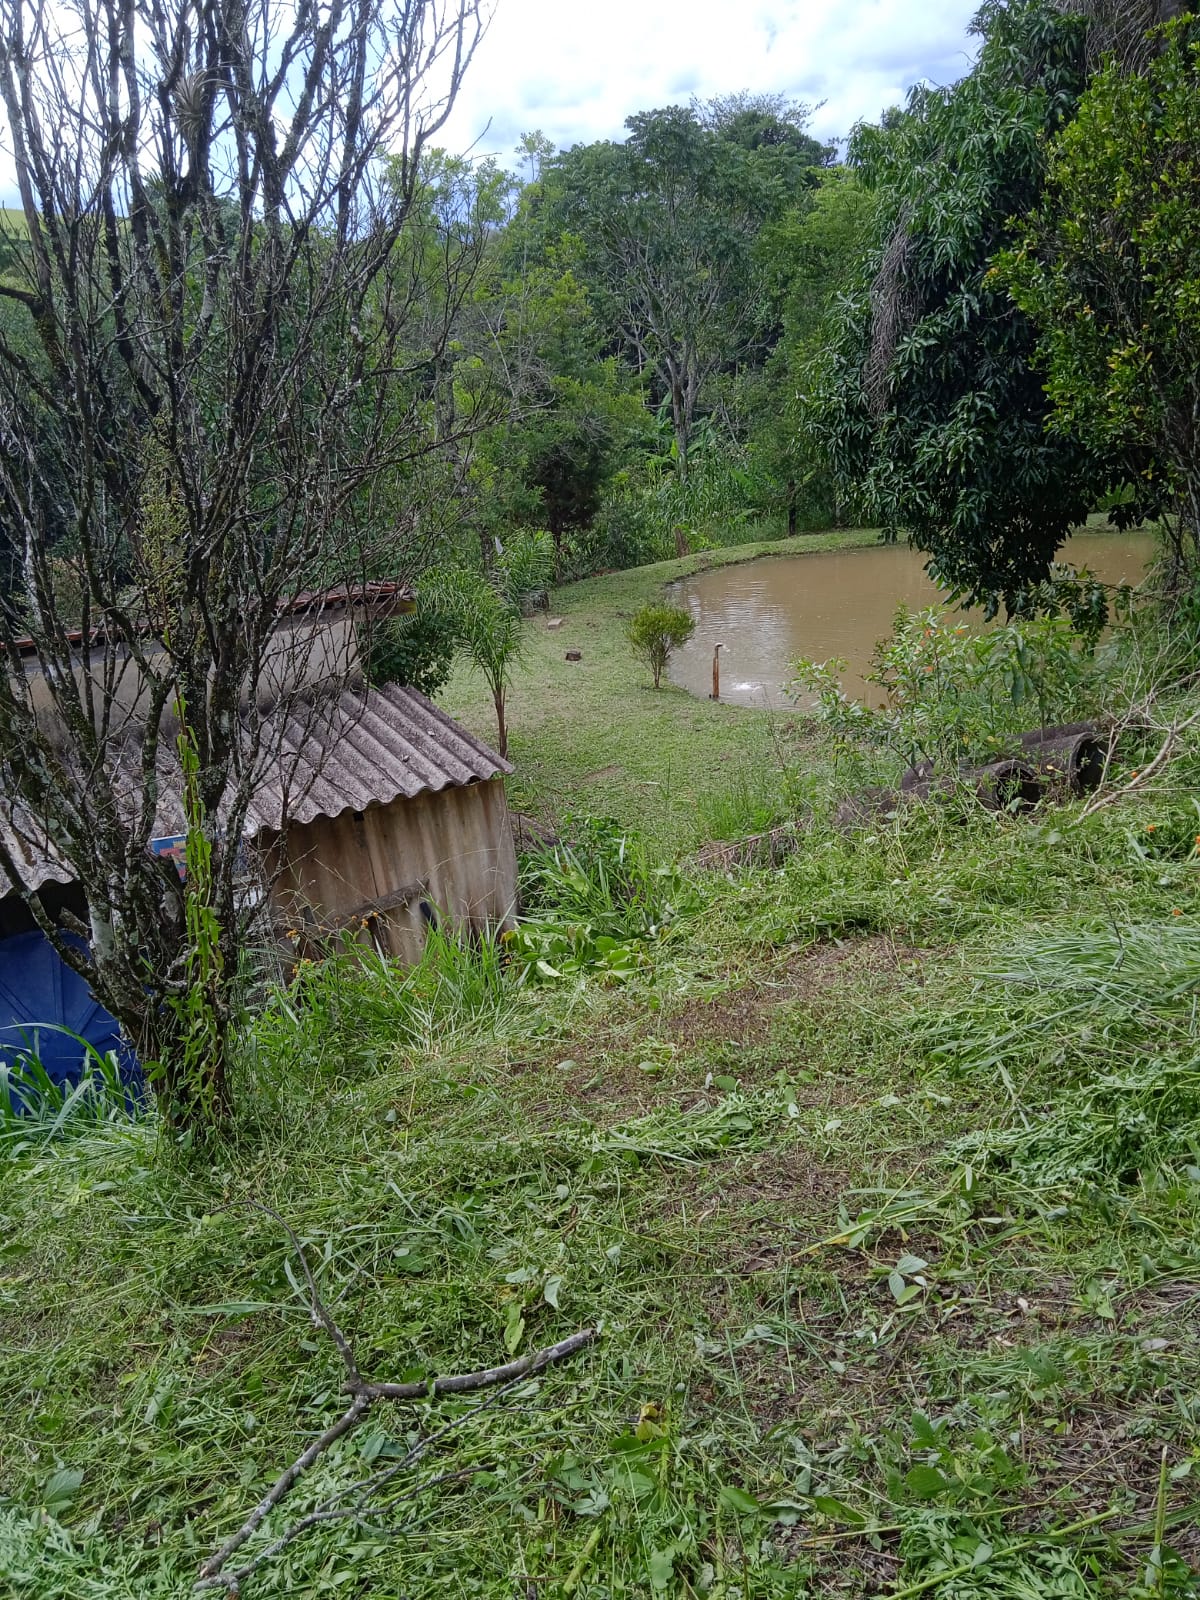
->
[0,684,511,896]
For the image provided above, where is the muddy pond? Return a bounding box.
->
[666,531,1155,708]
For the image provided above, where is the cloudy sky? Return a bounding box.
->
[440,0,984,166]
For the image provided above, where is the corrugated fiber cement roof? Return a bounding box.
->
[1,684,512,894]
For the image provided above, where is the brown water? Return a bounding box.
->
[667,532,1155,708]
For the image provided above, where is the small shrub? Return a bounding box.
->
[625,602,696,690]
[791,605,1105,770]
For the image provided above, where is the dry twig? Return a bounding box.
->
[195,1205,596,1592]
[1076,702,1200,820]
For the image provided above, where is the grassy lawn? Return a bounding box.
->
[3,530,1199,1599]
[441,529,881,854]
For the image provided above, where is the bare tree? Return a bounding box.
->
[0,0,491,1127]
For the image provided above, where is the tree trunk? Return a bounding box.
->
[787,479,797,537]
[671,380,690,483]
[493,685,508,758]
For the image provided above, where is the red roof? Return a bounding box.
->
[9,579,415,659]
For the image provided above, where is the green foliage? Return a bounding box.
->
[510,817,692,982]
[261,922,513,1067]
[997,16,1200,585]
[0,1032,135,1150]
[520,816,685,936]
[461,203,647,575]
[624,602,696,690]
[543,100,824,481]
[603,423,780,556]
[807,0,1108,607]
[791,604,1105,770]
[362,605,457,697]
[146,710,231,1131]
[493,527,556,613]
[750,168,876,527]
[693,764,793,844]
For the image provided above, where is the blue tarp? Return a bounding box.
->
[0,931,142,1110]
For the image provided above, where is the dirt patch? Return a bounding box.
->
[665,984,770,1053]
[648,1147,854,1281]
[780,932,924,997]
[193,1316,264,1372]
[500,935,925,1130]
[665,934,923,1053]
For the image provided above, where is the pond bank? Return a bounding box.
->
[666,528,1155,707]
[440,523,1152,852]
[441,529,882,854]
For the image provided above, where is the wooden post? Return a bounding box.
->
[711,642,724,701]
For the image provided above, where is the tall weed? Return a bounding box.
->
[694,764,791,843]
[0,1028,141,1150]
[250,921,512,1082]
[518,816,688,939]
[512,817,695,981]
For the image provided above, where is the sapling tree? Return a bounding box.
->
[625,603,696,689]
[425,530,554,756]
[0,0,490,1129]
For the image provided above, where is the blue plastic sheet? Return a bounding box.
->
[0,931,142,1111]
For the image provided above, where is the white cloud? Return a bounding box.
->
[440,0,983,165]
[0,0,983,202]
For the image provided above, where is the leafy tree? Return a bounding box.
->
[0,0,486,1129]
[806,0,1112,608]
[545,104,822,481]
[998,15,1200,588]
[625,603,696,689]
[456,181,644,572]
[751,168,876,529]
[701,91,832,174]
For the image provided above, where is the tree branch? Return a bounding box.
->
[194,1207,596,1590]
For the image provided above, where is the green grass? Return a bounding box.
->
[5,778,1200,1594]
[440,528,881,854]
[4,533,1200,1598]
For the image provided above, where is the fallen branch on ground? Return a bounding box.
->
[1076,702,1200,820]
[195,1203,597,1592]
